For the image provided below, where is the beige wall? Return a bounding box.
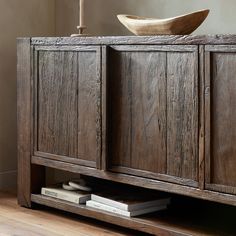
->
[56,0,236,36]
[0,0,55,191]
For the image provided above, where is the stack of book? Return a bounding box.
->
[41,187,91,204]
[86,190,171,217]
[41,179,93,204]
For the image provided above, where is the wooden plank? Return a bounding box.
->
[204,50,211,185]
[206,51,236,193]
[167,50,198,181]
[34,151,96,168]
[35,45,99,51]
[17,38,32,207]
[31,35,236,46]
[205,44,236,52]
[109,47,167,173]
[110,45,197,52]
[77,49,101,164]
[109,50,132,168]
[130,51,167,173]
[101,46,108,170]
[198,45,205,190]
[37,51,78,158]
[110,167,198,187]
[205,183,236,195]
[31,156,236,206]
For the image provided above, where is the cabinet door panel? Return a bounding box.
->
[205,46,236,194]
[110,50,167,173]
[35,47,101,167]
[38,51,78,158]
[167,52,198,181]
[77,51,101,163]
[108,45,199,186]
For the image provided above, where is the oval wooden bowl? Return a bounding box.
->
[117,9,209,35]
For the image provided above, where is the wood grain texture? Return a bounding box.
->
[37,51,78,158]
[109,47,167,174]
[36,47,101,165]
[166,50,198,182]
[205,48,236,194]
[109,50,132,168]
[131,51,167,173]
[31,35,236,46]
[77,50,101,163]
[101,46,108,170]
[17,38,32,207]
[199,45,205,190]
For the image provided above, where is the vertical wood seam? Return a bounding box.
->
[165,52,168,175]
[204,50,211,185]
[199,45,205,190]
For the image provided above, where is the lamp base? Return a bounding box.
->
[71,25,89,37]
[70,33,90,37]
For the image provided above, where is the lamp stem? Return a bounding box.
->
[78,0,86,34]
[71,0,87,36]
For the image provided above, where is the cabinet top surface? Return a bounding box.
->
[24,35,236,45]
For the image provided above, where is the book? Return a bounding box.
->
[86,200,167,217]
[91,190,170,211]
[41,187,91,204]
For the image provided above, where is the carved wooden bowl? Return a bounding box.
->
[117,9,209,35]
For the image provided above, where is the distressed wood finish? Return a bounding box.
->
[198,45,205,190]
[17,38,45,207]
[109,47,167,173]
[37,51,78,158]
[31,35,236,46]
[77,49,101,166]
[17,38,32,207]
[166,50,199,182]
[109,45,198,186]
[35,47,101,166]
[205,45,236,195]
[17,36,236,236]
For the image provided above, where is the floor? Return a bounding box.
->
[0,192,149,236]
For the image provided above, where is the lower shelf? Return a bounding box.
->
[31,194,235,236]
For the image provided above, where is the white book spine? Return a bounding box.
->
[41,188,81,204]
[87,200,131,217]
[91,194,128,211]
[86,200,167,217]
[91,194,171,211]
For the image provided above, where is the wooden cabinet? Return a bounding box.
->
[108,45,199,187]
[205,45,236,195]
[34,46,102,168]
[17,36,236,236]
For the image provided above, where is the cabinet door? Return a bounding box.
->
[205,45,236,194]
[34,46,101,168]
[108,45,199,187]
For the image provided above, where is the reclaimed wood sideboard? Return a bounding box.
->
[17,36,236,235]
